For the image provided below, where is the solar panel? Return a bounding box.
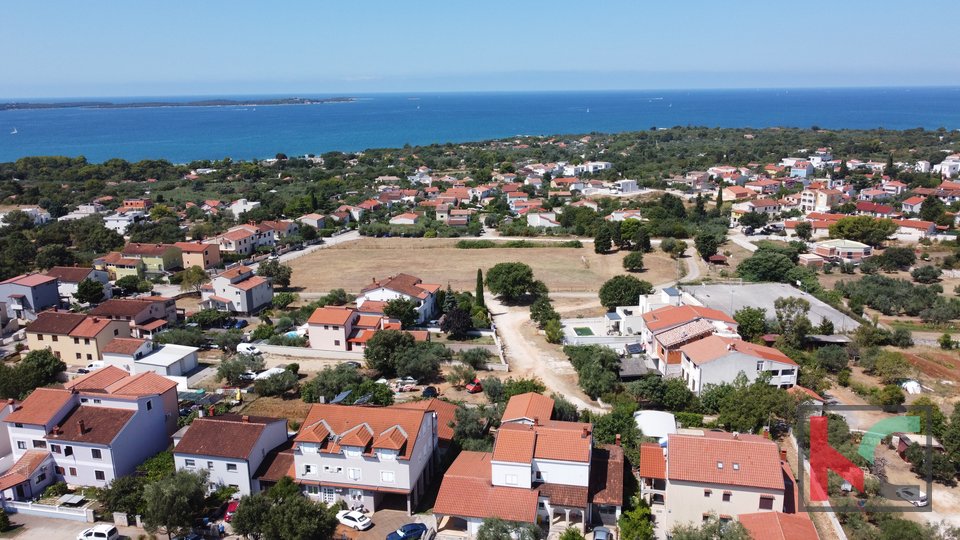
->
[330,390,352,404]
[353,393,373,405]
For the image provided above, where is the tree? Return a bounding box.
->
[618,500,655,540]
[178,265,210,294]
[814,345,849,373]
[816,317,834,335]
[300,363,363,403]
[142,470,207,540]
[476,518,541,540]
[911,265,942,284]
[633,226,652,252]
[99,475,145,516]
[907,396,947,439]
[559,528,585,540]
[529,296,559,328]
[253,370,298,396]
[262,493,338,540]
[891,327,914,348]
[828,216,897,247]
[670,517,749,540]
[940,333,956,350]
[774,297,811,348]
[35,243,75,269]
[460,348,492,369]
[794,221,813,241]
[694,232,721,260]
[879,247,916,271]
[598,275,653,310]
[738,210,768,229]
[919,195,946,222]
[257,260,292,288]
[115,275,152,295]
[545,319,564,344]
[75,278,105,304]
[0,349,67,400]
[217,354,265,386]
[595,226,612,254]
[441,307,473,339]
[364,330,415,376]
[476,269,485,307]
[446,364,477,388]
[486,262,538,302]
[736,251,795,282]
[877,384,905,412]
[272,291,298,309]
[384,298,419,329]
[733,307,767,342]
[622,251,644,272]
[230,492,272,540]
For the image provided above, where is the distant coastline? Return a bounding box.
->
[0,96,354,111]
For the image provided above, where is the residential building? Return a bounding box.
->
[605,288,684,337]
[121,243,182,275]
[612,179,639,193]
[292,404,439,514]
[678,336,799,395]
[389,213,421,226]
[258,219,300,239]
[900,196,926,214]
[121,198,152,211]
[103,210,145,235]
[205,224,275,256]
[44,266,112,305]
[174,241,221,270]
[94,252,145,280]
[102,338,199,377]
[854,202,895,218]
[0,450,56,501]
[298,213,326,230]
[433,393,624,538]
[638,430,793,537]
[357,274,439,324]
[306,306,427,352]
[229,198,261,219]
[892,219,938,241]
[0,273,60,322]
[0,206,51,227]
[738,512,819,540]
[89,297,180,339]
[790,162,815,178]
[744,179,781,195]
[25,311,131,365]
[173,415,288,495]
[200,265,273,314]
[721,186,753,202]
[730,199,782,225]
[2,369,177,492]
[605,209,644,222]
[799,189,842,214]
[640,306,739,378]
[813,239,873,263]
[526,212,560,228]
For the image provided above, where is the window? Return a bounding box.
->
[704,489,712,497]
[723,492,732,502]
[16,441,26,450]
[65,446,73,456]
[81,398,88,403]
[51,444,61,454]
[347,468,361,480]
[84,338,90,345]
[52,335,58,342]
[146,401,152,411]
[93,399,101,404]
[69,467,77,476]
[32,440,47,449]
[113,329,119,336]
[73,337,80,344]
[95,470,105,481]
[37,334,43,341]
[207,461,214,470]
[380,470,396,483]
[86,354,92,361]
[55,466,64,475]
[36,473,46,483]
[756,361,764,371]
[184,459,196,468]
[92,449,102,459]
[733,463,740,471]
[305,485,320,495]
[75,353,82,360]
[226,464,237,472]
[304,464,314,475]
[505,474,518,486]
[716,461,723,470]
[14,423,22,428]
[759,496,775,510]
[334,340,340,346]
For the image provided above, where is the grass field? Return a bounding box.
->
[288,237,679,293]
[240,396,313,425]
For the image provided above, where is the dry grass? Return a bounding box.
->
[240,396,313,425]
[288,238,679,293]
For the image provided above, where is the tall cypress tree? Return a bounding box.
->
[476,269,485,307]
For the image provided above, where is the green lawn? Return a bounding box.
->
[573,327,594,336]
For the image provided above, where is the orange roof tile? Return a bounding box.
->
[433,451,539,523]
[5,388,73,425]
[680,335,796,366]
[307,306,355,326]
[492,425,536,463]
[68,316,114,338]
[0,450,52,491]
[667,431,785,491]
[104,372,178,396]
[639,442,666,479]
[392,399,457,444]
[642,305,735,333]
[338,423,374,448]
[296,404,429,460]
[234,275,270,291]
[372,426,408,451]
[64,366,130,392]
[502,392,554,423]
[101,338,148,356]
[739,512,820,540]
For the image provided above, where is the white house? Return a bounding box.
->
[103,211,145,235]
[613,179,639,194]
[102,338,199,377]
[0,206,51,227]
[229,199,261,219]
[201,265,273,314]
[357,274,439,324]
[205,225,275,256]
[526,212,560,228]
[173,415,288,496]
[389,213,420,226]
[44,266,112,305]
[678,336,798,395]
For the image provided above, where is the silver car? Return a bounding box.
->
[593,527,611,540]
[896,487,928,507]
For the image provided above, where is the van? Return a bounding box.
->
[76,524,119,540]
[86,361,105,370]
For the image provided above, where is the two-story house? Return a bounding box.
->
[638,430,793,538]
[2,369,177,493]
[174,241,221,270]
[678,336,799,395]
[433,393,624,538]
[44,266,112,305]
[799,189,842,214]
[205,225,275,256]
[640,306,739,378]
[0,274,60,322]
[306,306,427,352]
[25,311,131,365]
[357,274,440,325]
[89,297,180,339]
[173,414,288,495]
[121,243,183,275]
[94,251,145,280]
[229,199,261,219]
[200,265,273,314]
[292,404,439,514]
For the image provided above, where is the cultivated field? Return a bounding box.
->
[288,237,680,293]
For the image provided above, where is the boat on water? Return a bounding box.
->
[10,127,17,135]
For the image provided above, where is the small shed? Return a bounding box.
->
[708,254,728,265]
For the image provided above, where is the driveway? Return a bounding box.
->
[2,513,149,540]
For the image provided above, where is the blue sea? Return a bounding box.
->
[1,88,959,163]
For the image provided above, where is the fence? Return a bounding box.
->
[2,500,95,522]
[788,433,848,540]
[257,343,363,360]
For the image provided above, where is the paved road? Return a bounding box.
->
[728,232,759,253]
[247,230,361,272]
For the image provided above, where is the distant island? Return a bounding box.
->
[0,96,354,111]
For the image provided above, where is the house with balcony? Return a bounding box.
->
[173,414,288,495]
[174,241,221,270]
[44,266,112,305]
[357,273,439,325]
[292,403,439,514]
[638,430,795,539]
[204,224,276,257]
[103,210,146,235]
[1,369,177,494]
[200,265,273,314]
[89,297,180,339]
[799,189,842,214]
[306,306,427,352]
[121,244,182,275]
[0,273,60,322]
[640,305,738,378]
[678,336,798,395]
[94,251,145,280]
[730,199,782,225]
[433,393,624,538]
[25,311,131,365]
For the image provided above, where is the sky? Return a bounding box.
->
[3,0,960,98]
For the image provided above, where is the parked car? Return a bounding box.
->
[86,361,104,370]
[77,368,90,374]
[344,361,362,369]
[220,318,237,329]
[77,525,120,540]
[268,253,280,261]
[387,523,428,540]
[465,378,483,394]
[398,376,418,386]
[233,319,249,329]
[421,386,439,398]
[225,500,239,522]
[592,527,611,540]
[396,383,418,392]
[336,510,373,530]
[237,343,262,356]
[239,371,257,382]
[896,487,928,507]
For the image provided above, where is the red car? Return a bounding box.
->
[225,500,239,522]
[465,378,483,394]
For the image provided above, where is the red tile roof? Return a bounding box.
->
[104,372,178,396]
[64,366,130,392]
[679,335,796,366]
[588,445,625,506]
[739,512,819,540]
[391,399,457,444]
[492,425,537,463]
[68,316,114,338]
[433,451,539,523]
[45,266,95,283]
[638,442,666,480]
[5,389,73,426]
[502,392,554,423]
[307,306,355,326]
[361,273,437,300]
[667,431,785,491]
[0,450,52,491]
[175,415,284,459]
[233,275,270,291]
[0,273,57,287]
[642,305,735,333]
[46,405,135,445]
[295,404,428,460]
[25,311,87,335]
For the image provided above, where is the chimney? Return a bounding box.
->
[732,431,739,440]
[780,449,788,461]
[582,426,590,439]
[92,317,99,323]
[533,417,539,426]
[615,434,622,447]
[77,420,86,434]
[242,415,250,423]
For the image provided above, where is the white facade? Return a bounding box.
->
[103,211,144,235]
[680,351,798,395]
[229,199,261,219]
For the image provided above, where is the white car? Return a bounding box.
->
[236,343,262,356]
[336,509,373,530]
[77,524,120,540]
[896,487,928,507]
